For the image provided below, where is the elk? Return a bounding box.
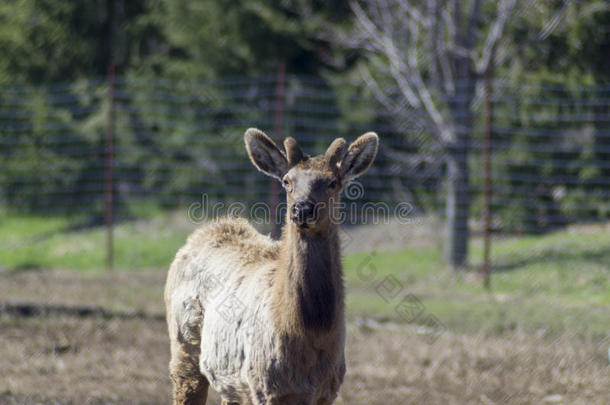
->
[164,128,378,405]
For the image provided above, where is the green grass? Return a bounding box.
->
[342,224,610,337]
[1,212,609,337]
[0,212,193,272]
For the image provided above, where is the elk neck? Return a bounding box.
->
[274,219,344,336]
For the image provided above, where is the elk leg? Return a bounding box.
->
[169,337,209,405]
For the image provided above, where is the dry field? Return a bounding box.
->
[0,270,608,405]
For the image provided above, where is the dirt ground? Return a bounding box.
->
[0,271,608,405]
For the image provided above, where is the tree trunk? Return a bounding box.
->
[445,57,474,269]
[445,146,470,269]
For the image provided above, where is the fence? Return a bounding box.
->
[1,75,609,269]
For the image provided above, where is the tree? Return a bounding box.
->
[342,0,518,268]
[494,1,610,231]
[142,0,339,80]
[0,0,162,84]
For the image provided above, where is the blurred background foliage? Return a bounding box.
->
[0,0,608,233]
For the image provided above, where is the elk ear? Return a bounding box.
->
[283,137,304,166]
[244,128,288,181]
[325,138,347,169]
[340,132,379,181]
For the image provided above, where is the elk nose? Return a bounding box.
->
[291,200,315,222]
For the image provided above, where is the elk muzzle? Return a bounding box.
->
[290,199,318,227]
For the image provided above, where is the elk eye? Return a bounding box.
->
[282,178,290,189]
[328,179,338,189]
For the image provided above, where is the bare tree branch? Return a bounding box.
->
[439,9,456,94]
[352,1,422,107]
[384,37,422,108]
[378,0,395,35]
[350,0,529,143]
[429,0,442,93]
[406,19,453,143]
[538,1,609,39]
[358,63,395,112]
[539,0,570,39]
[475,0,516,74]
[351,1,386,52]
[396,1,430,27]
[353,0,454,143]
[466,0,481,48]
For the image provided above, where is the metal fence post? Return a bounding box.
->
[105,64,116,271]
[482,65,493,289]
[270,62,286,239]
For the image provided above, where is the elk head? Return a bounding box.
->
[245,128,378,234]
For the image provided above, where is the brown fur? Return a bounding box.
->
[283,137,305,165]
[273,218,343,336]
[189,218,280,265]
[324,138,347,169]
[165,129,378,405]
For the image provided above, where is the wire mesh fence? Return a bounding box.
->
[1,75,609,266]
[1,75,610,405]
